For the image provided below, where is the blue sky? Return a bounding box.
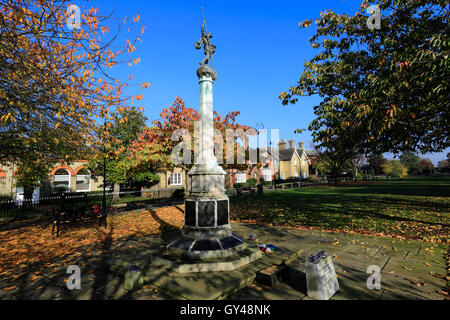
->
[93,0,449,164]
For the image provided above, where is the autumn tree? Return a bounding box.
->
[0,0,149,198]
[128,97,253,190]
[381,160,408,178]
[364,153,387,175]
[418,158,434,175]
[280,0,449,158]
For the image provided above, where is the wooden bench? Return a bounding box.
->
[51,204,107,237]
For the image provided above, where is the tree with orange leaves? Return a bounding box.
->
[127,97,255,190]
[0,0,149,198]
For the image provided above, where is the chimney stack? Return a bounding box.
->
[298,142,305,149]
[288,140,295,150]
[279,139,287,150]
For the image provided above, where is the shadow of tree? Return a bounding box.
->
[148,209,181,244]
[90,222,114,300]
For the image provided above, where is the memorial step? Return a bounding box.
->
[255,264,288,287]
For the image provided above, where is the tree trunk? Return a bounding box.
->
[332,166,339,186]
[22,186,34,214]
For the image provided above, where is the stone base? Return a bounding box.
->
[167,190,246,260]
[167,232,246,260]
[158,245,261,273]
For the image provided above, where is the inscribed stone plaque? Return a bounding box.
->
[197,201,215,227]
[191,239,221,251]
[185,200,196,226]
[305,256,339,300]
[217,199,229,226]
[220,235,242,250]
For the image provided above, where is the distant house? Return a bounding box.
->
[437,160,449,168]
[305,147,319,175]
[273,139,310,180]
[0,139,318,197]
[224,139,317,188]
[0,160,187,198]
[225,152,276,188]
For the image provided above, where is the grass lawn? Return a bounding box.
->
[230,178,450,243]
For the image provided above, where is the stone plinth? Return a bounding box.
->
[305,255,339,300]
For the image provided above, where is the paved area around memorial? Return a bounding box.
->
[0,222,447,300]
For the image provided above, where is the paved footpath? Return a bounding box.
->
[228,224,448,300]
[0,223,447,300]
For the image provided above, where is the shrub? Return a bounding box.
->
[306,175,319,182]
[247,178,257,186]
[225,188,236,196]
[233,182,249,189]
[0,195,12,202]
[52,186,69,194]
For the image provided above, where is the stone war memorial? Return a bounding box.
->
[164,17,262,269]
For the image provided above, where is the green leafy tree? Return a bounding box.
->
[399,150,422,175]
[280,0,449,155]
[88,106,155,193]
[14,156,52,206]
[311,144,355,184]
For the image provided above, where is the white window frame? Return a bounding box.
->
[293,159,297,166]
[76,169,91,192]
[170,173,182,186]
[236,173,246,183]
[302,160,306,167]
[53,169,71,190]
[263,169,272,181]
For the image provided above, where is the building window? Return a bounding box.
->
[302,160,306,167]
[281,172,285,180]
[76,168,91,192]
[293,159,297,166]
[295,171,299,177]
[53,168,70,191]
[170,173,182,186]
[263,169,272,181]
[236,173,246,183]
